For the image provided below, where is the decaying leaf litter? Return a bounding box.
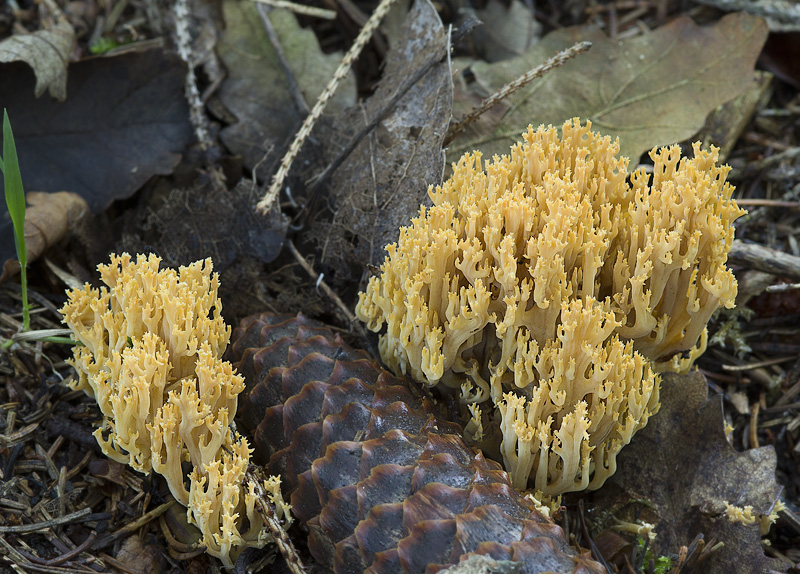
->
[1,0,800,572]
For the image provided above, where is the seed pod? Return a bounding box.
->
[228,313,603,574]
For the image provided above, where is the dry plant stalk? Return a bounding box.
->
[257,0,401,214]
[444,41,592,146]
[246,468,307,574]
[173,0,212,150]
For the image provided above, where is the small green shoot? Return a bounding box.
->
[88,36,120,55]
[636,537,672,574]
[2,109,31,334]
[0,111,77,351]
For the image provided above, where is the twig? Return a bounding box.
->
[752,147,800,170]
[444,41,592,146]
[0,535,95,574]
[256,4,310,115]
[736,181,800,227]
[735,199,800,208]
[252,0,337,19]
[721,356,797,371]
[286,240,366,336]
[576,499,613,572]
[0,508,92,533]
[749,402,760,448]
[245,468,306,574]
[257,0,401,214]
[766,282,800,293]
[728,240,800,281]
[693,0,800,23]
[91,499,177,550]
[39,0,69,23]
[41,532,97,567]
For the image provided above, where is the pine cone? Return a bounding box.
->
[228,313,604,574]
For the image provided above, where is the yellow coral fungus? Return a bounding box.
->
[356,118,744,493]
[61,253,290,567]
[496,297,659,494]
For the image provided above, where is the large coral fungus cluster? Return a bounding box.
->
[60,253,290,567]
[356,118,744,495]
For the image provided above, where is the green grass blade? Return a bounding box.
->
[3,109,26,264]
[3,108,30,331]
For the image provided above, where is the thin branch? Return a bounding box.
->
[253,0,337,20]
[0,508,92,533]
[257,0,401,214]
[286,240,366,337]
[246,469,306,574]
[92,500,177,550]
[693,0,800,23]
[728,239,800,281]
[444,41,592,146]
[256,4,310,115]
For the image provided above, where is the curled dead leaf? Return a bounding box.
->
[24,191,88,262]
[0,20,75,100]
[0,191,88,282]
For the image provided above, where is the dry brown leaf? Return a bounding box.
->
[450,12,768,162]
[0,191,88,282]
[319,0,453,287]
[0,50,193,213]
[0,20,75,100]
[122,178,288,323]
[217,1,356,171]
[590,371,788,574]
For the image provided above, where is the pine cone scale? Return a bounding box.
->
[230,313,605,574]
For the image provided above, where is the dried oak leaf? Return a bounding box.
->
[0,19,75,100]
[0,49,192,212]
[0,191,88,282]
[450,12,768,162]
[591,371,788,574]
[321,0,453,283]
[217,1,356,171]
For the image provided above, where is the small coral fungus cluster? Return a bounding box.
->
[357,119,745,496]
[60,253,290,567]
